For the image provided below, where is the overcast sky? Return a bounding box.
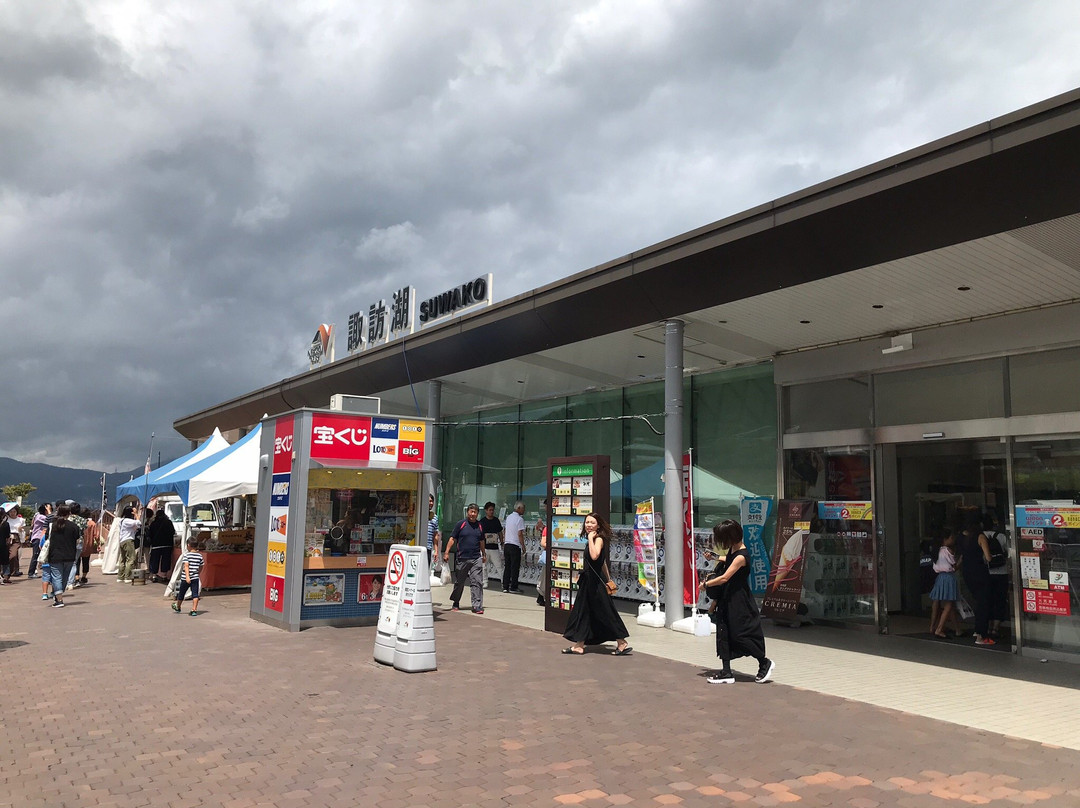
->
[2,0,1079,471]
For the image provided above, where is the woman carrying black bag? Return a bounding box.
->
[700,520,774,684]
[983,512,1010,641]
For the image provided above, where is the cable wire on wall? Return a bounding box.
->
[434,413,664,436]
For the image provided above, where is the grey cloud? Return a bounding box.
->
[1,0,1079,470]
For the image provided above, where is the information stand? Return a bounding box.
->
[542,455,610,635]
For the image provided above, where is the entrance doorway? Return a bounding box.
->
[887,439,1010,647]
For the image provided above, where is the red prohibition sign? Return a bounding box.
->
[387,551,405,586]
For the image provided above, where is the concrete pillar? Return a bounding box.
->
[427,380,442,510]
[663,319,684,626]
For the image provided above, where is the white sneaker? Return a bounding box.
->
[706,670,735,684]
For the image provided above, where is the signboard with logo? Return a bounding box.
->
[264,415,295,612]
[307,323,335,369]
[740,496,774,596]
[309,413,426,466]
[330,274,494,363]
[1015,506,1075,618]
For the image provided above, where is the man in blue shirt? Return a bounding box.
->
[443,503,487,614]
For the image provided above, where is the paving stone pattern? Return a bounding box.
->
[2,576,1079,807]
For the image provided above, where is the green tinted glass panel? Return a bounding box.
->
[692,364,777,527]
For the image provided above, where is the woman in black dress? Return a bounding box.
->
[699,520,774,684]
[561,513,631,656]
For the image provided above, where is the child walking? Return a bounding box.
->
[928,529,962,638]
[172,538,204,616]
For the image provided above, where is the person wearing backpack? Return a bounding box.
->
[983,512,1010,642]
[443,503,487,614]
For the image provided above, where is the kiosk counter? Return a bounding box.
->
[249,408,437,631]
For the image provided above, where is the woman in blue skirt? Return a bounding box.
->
[928,528,961,638]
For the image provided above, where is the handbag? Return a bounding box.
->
[602,560,617,596]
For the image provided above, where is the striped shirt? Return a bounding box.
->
[427,517,439,551]
[181,551,204,580]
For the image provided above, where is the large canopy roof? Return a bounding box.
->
[176,88,1080,438]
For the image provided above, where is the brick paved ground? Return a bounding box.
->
[2,575,1079,808]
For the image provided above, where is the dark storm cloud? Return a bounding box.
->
[1,0,1078,470]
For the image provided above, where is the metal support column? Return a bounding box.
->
[427,380,442,510]
[663,320,685,627]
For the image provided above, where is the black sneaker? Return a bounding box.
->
[706,670,735,684]
[755,658,776,683]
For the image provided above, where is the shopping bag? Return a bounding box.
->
[956,597,974,621]
[440,564,451,585]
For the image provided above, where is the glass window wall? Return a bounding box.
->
[1010,347,1080,417]
[875,359,1006,425]
[1013,438,1080,655]
[784,377,871,433]
[693,365,778,527]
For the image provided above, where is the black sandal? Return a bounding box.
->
[561,647,583,655]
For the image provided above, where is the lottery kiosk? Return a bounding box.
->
[249,407,436,631]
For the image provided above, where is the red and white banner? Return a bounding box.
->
[682,452,696,607]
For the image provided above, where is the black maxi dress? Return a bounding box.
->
[712,548,766,662]
[563,541,629,646]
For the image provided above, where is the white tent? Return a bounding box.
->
[115,428,230,503]
[151,423,262,505]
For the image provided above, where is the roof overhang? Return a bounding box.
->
[176,88,1080,438]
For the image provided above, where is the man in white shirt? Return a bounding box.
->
[502,501,526,593]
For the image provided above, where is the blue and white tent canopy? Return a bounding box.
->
[116,428,229,504]
[148,424,262,505]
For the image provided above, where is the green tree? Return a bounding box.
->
[1,482,36,502]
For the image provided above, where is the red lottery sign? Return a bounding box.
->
[273,417,295,474]
[264,575,285,612]
[310,413,372,463]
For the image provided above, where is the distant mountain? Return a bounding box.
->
[0,456,155,508]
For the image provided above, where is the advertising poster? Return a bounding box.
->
[303,573,345,606]
[357,572,385,603]
[681,453,696,608]
[740,496,774,596]
[633,498,659,596]
[551,516,585,542]
[761,499,815,621]
[1016,506,1075,617]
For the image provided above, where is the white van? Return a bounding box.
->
[156,495,222,542]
